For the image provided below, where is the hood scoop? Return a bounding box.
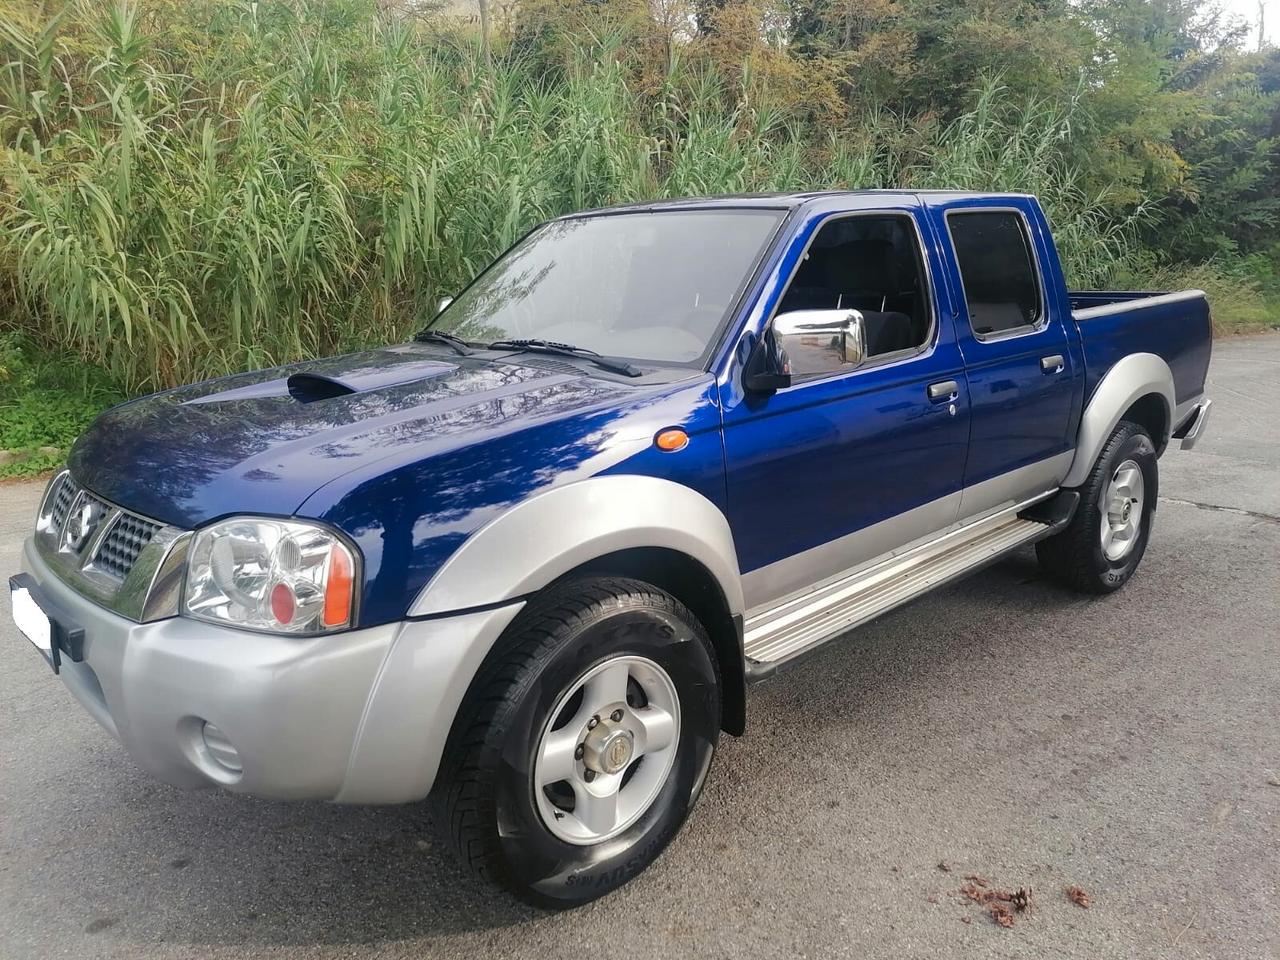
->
[286,359,458,401]
[184,358,458,406]
[287,372,358,402]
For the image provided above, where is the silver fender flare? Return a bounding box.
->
[1062,352,1174,489]
[408,475,745,618]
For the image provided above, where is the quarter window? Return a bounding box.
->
[948,211,1042,338]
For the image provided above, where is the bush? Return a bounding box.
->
[0,0,1147,394]
[0,333,125,478]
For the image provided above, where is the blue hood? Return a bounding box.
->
[71,345,644,528]
[70,345,727,625]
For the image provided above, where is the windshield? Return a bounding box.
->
[428,209,785,365]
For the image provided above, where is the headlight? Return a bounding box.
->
[183,518,358,634]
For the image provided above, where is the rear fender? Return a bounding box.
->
[1062,352,1174,488]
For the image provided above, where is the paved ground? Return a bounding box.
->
[1,334,1277,960]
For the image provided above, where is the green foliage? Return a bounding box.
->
[0,0,1274,402]
[0,334,126,477]
[1115,257,1280,335]
[789,0,1094,117]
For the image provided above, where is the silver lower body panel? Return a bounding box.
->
[740,451,1073,612]
[19,538,523,804]
[744,499,1059,671]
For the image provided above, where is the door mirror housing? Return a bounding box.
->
[775,309,868,367]
[744,309,868,392]
[437,296,453,315]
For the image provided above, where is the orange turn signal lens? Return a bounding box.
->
[323,544,354,627]
[654,428,689,452]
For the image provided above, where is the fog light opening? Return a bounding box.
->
[201,722,243,775]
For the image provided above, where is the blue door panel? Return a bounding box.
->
[718,198,971,579]
[722,361,969,573]
[954,348,1074,485]
[924,198,1080,489]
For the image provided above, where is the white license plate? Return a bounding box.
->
[10,582,53,657]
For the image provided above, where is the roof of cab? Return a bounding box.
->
[556,190,1036,217]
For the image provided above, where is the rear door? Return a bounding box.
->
[933,200,1077,516]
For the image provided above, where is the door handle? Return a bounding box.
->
[927,380,959,401]
[1041,354,1065,374]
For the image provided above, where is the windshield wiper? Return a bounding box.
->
[413,329,473,356]
[486,339,643,378]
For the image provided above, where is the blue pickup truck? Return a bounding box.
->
[10,191,1212,906]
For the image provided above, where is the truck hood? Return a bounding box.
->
[68,345,636,529]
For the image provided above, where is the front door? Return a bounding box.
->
[720,204,971,612]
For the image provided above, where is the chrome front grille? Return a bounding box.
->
[34,470,190,621]
[94,512,164,581]
[41,475,158,582]
[64,490,113,555]
[49,472,76,531]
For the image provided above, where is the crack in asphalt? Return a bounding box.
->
[1161,496,1280,525]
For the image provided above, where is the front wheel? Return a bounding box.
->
[1037,419,1158,593]
[430,577,721,908]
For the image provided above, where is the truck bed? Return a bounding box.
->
[1069,289,1189,312]
[1071,288,1213,421]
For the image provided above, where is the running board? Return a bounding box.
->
[744,506,1057,677]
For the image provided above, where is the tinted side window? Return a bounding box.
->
[776,214,932,369]
[948,212,1042,338]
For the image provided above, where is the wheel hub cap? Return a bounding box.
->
[533,655,681,845]
[583,721,635,775]
[1100,459,1145,562]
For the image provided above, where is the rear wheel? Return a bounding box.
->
[430,577,720,908]
[1037,419,1158,593]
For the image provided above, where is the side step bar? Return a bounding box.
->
[743,500,1065,677]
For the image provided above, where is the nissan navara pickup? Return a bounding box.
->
[10,191,1213,907]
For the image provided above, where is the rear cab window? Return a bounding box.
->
[946,210,1044,340]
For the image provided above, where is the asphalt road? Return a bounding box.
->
[2,335,1277,960]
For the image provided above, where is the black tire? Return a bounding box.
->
[430,577,721,909]
[1036,419,1158,594]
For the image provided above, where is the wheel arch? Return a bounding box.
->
[1062,353,1174,488]
[409,476,747,735]
[1119,393,1170,455]
[557,547,746,736]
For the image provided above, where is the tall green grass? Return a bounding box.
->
[0,0,1190,393]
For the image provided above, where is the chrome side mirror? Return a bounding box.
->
[437,296,453,315]
[744,309,868,393]
[772,309,867,374]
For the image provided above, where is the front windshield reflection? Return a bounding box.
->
[429,210,784,365]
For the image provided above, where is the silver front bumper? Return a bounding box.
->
[19,538,524,803]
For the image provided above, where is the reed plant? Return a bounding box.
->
[0,0,1179,393]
